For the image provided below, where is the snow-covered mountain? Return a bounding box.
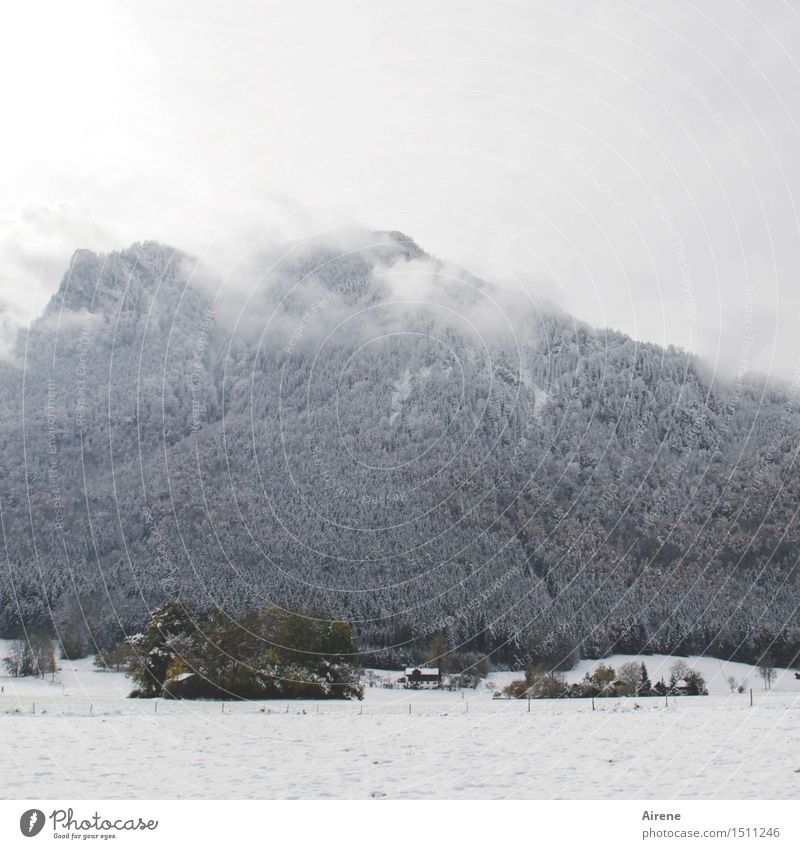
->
[1,231,798,667]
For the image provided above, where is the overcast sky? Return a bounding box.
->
[1,0,799,380]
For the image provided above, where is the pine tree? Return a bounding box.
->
[426,631,449,672]
[640,662,652,694]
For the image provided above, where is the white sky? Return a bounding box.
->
[1,0,799,380]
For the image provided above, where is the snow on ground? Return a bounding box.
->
[1,650,799,799]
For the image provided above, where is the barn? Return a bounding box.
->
[400,667,441,688]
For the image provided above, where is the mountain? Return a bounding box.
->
[1,231,799,667]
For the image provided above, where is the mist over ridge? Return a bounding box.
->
[1,229,798,668]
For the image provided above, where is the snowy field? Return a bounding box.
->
[1,647,799,799]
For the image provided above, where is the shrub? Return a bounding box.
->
[503,679,529,699]
[528,671,568,699]
[110,601,364,700]
[682,670,708,696]
[587,663,616,695]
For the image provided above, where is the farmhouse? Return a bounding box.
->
[400,667,441,688]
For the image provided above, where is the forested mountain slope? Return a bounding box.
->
[1,232,798,667]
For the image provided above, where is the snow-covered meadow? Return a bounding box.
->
[1,648,799,799]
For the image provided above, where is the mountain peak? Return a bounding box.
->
[376,230,425,258]
[49,241,191,315]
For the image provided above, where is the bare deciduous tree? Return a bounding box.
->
[757,653,776,690]
[618,661,644,696]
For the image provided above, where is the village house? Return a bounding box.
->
[399,667,441,689]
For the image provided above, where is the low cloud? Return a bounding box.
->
[0,201,125,359]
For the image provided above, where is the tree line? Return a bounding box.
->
[503,659,709,699]
[3,238,800,671]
